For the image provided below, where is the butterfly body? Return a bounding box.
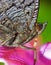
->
[0,0,47,48]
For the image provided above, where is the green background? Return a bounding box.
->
[0,62,4,65]
[38,0,51,44]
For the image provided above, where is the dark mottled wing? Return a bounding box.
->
[0,0,39,28]
[0,0,40,46]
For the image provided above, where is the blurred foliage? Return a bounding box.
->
[38,0,51,44]
[0,62,4,65]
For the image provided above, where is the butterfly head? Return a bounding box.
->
[35,22,47,35]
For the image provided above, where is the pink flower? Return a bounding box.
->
[0,42,34,65]
[39,42,51,65]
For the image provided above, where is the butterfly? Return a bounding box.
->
[0,0,47,50]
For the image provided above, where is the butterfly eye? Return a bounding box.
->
[35,23,43,33]
[25,10,30,15]
[26,11,30,15]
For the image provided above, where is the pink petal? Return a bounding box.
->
[39,42,51,65]
[0,42,34,65]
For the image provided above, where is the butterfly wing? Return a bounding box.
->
[0,0,47,47]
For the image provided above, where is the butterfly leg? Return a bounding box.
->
[0,33,14,46]
[21,31,38,45]
[2,32,18,47]
[0,24,12,34]
[19,44,37,65]
[0,24,14,45]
